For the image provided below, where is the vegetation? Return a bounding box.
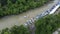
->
[0,0,51,17]
[0,13,60,34]
[35,14,60,34]
[1,25,30,34]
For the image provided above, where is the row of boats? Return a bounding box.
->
[24,2,60,26]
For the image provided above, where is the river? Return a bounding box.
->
[0,0,59,30]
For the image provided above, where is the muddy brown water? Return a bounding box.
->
[0,0,58,30]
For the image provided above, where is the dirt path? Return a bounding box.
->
[0,0,58,30]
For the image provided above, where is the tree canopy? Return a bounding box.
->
[35,14,60,34]
[0,0,51,17]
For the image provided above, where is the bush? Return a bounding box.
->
[35,14,60,34]
[0,0,50,17]
[1,25,30,34]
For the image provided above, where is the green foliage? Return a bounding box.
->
[1,25,30,34]
[35,14,60,34]
[0,0,50,17]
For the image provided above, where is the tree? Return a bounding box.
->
[0,0,51,17]
[35,14,60,34]
[1,25,30,34]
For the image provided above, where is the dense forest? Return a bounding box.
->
[35,14,60,34]
[0,0,51,17]
[0,13,60,34]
